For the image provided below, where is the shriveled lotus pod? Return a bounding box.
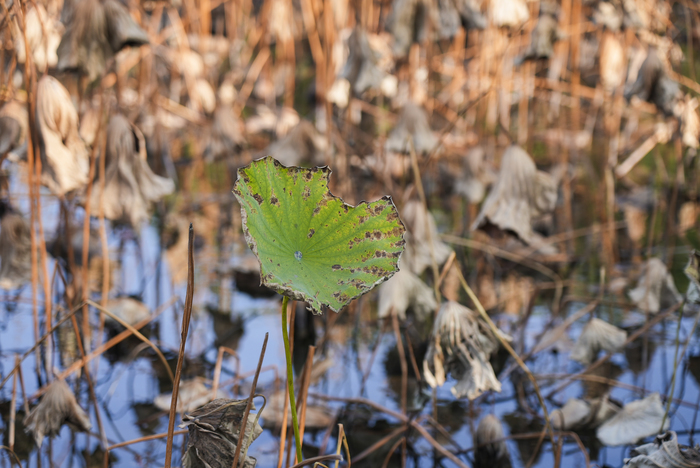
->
[551,396,620,430]
[594,2,623,31]
[57,0,148,81]
[385,102,437,154]
[36,75,89,196]
[181,398,263,468]
[0,101,28,158]
[87,114,175,227]
[520,14,559,61]
[24,379,91,447]
[261,120,327,167]
[104,297,149,326]
[624,48,681,116]
[474,414,512,468]
[471,145,558,244]
[570,318,627,365]
[423,301,510,400]
[600,32,625,91]
[624,431,700,468]
[629,258,682,313]
[377,268,437,321]
[387,0,437,57]
[596,393,669,446]
[338,27,385,96]
[205,105,245,161]
[12,4,62,73]
[0,205,31,290]
[490,0,530,28]
[455,146,494,204]
[154,378,226,414]
[401,200,452,274]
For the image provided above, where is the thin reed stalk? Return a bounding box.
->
[164,224,195,468]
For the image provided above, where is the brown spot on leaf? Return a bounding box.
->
[303,186,311,200]
[308,229,315,238]
[270,196,279,205]
[253,194,263,204]
[332,264,341,270]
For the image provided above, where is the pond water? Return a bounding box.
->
[0,167,699,468]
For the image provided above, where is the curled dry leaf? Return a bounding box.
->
[471,145,558,244]
[624,431,700,468]
[551,395,620,430]
[154,378,227,414]
[629,257,682,313]
[423,301,510,400]
[180,398,263,468]
[87,114,175,227]
[104,297,150,327]
[36,75,89,196]
[678,96,700,149]
[12,4,62,73]
[24,379,91,447]
[0,205,32,290]
[57,0,148,81]
[385,102,438,155]
[401,200,452,274]
[570,318,627,365]
[0,100,28,158]
[474,414,512,468]
[376,267,437,321]
[596,393,669,446]
[624,48,681,116]
[260,120,327,167]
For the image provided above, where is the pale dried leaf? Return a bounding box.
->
[377,268,437,321]
[36,75,89,196]
[629,258,682,313]
[104,297,150,326]
[570,318,627,365]
[87,114,174,227]
[154,378,226,414]
[471,145,558,244]
[596,393,669,446]
[385,102,437,154]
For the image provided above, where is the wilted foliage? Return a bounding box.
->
[0,203,32,290]
[181,398,263,468]
[570,318,627,365]
[86,114,174,227]
[24,379,91,447]
[423,301,510,399]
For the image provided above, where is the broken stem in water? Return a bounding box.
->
[281,295,303,463]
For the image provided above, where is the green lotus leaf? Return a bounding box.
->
[233,156,406,314]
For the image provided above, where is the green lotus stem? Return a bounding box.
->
[281,295,303,462]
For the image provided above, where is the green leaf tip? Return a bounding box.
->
[233,156,406,314]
